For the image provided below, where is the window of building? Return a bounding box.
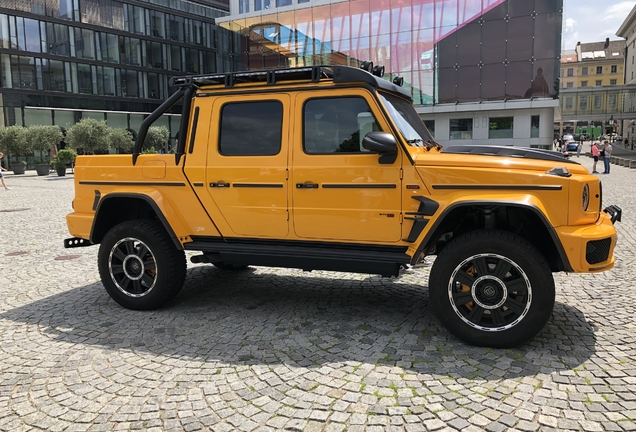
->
[596,66,603,74]
[565,97,573,109]
[450,118,473,140]
[567,68,573,76]
[581,81,587,87]
[489,117,513,139]
[220,101,283,156]
[276,0,293,6]
[566,82,573,88]
[254,0,272,11]
[304,97,379,153]
[611,65,617,73]
[423,120,435,138]
[582,67,588,75]
[594,95,602,109]
[238,0,249,14]
[609,94,617,109]
[531,115,539,138]
[610,79,617,85]
[595,80,602,86]
[579,96,588,110]
[74,28,95,60]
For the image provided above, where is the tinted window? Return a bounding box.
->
[219,101,282,156]
[303,97,379,154]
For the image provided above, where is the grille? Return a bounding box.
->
[586,238,611,265]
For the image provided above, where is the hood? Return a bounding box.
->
[409,145,588,175]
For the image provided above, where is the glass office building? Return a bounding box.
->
[219,0,562,148]
[0,0,239,137]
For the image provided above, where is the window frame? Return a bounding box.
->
[449,118,473,140]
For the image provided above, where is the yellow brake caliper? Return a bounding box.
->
[461,265,475,310]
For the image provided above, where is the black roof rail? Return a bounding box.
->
[169,65,412,100]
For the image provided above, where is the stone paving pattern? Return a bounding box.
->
[0,156,635,431]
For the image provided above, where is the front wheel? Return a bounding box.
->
[428,229,555,348]
[98,220,186,310]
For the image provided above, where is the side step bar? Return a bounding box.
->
[185,239,410,278]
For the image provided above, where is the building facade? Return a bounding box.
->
[0,0,239,149]
[556,39,626,139]
[219,0,562,148]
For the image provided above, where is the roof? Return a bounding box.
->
[578,40,625,61]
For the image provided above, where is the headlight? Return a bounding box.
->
[582,184,590,211]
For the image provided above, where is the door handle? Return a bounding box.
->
[210,181,230,188]
[296,182,319,189]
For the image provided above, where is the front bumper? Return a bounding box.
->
[556,209,619,273]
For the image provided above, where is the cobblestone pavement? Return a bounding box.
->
[0,157,635,432]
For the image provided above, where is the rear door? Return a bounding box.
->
[204,94,291,237]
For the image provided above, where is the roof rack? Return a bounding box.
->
[169,65,333,88]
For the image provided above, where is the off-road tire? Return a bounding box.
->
[428,229,555,348]
[98,220,186,310]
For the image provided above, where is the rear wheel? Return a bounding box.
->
[98,220,186,310]
[428,229,555,348]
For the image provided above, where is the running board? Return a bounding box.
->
[185,238,410,277]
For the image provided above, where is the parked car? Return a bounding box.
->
[566,142,579,152]
[563,134,574,142]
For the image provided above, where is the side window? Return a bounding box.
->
[219,101,282,156]
[303,97,380,154]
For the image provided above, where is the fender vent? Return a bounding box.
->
[586,238,611,264]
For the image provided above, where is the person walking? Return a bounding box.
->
[591,142,600,174]
[576,141,582,157]
[0,152,10,190]
[603,140,613,174]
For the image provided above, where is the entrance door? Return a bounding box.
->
[205,94,290,237]
[291,90,402,243]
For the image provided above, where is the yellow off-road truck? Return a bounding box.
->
[65,65,620,348]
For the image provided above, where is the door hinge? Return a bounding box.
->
[400,213,404,224]
[286,168,289,180]
[399,168,403,180]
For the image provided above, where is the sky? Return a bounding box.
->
[563,0,636,50]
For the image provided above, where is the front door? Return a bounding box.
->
[291,90,402,243]
[205,94,290,237]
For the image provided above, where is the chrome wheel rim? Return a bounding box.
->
[108,237,157,297]
[448,253,532,332]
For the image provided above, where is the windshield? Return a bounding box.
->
[380,93,435,147]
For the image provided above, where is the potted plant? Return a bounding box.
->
[66,118,111,154]
[0,125,28,174]
[109,128,134,154]
[26,125,64,176]
[53,148,77,176]
[144,126,170,153]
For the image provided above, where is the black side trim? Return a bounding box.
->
[90,193,182,249]
[233,183,284,188]
[185,236,410,277]
[193,182,204,187]
[431,185,562,191]
[403,196,440,243]
[92,190,101,211]
[412,201,573,272]
[188,106,200,154]
[79,181,186,186]
[322,184,397,189]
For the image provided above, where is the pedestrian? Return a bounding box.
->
[0,152,10,190]
[576,141,582,157]
[603,140,613,174]
[591,142,600,173]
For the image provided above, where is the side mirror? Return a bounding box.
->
[362,132,397,153]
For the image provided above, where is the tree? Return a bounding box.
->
[66,118,111,154]
[109,128,135,153]
[0,125,28,158]
[143,126,170,153]
[25,125,63,163]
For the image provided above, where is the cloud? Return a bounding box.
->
[602,1,636,22]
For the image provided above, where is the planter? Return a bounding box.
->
[56,166,66,176]
[11,162,26,175]
[34,163,50,176]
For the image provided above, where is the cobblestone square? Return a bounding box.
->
[0,156,635,431]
